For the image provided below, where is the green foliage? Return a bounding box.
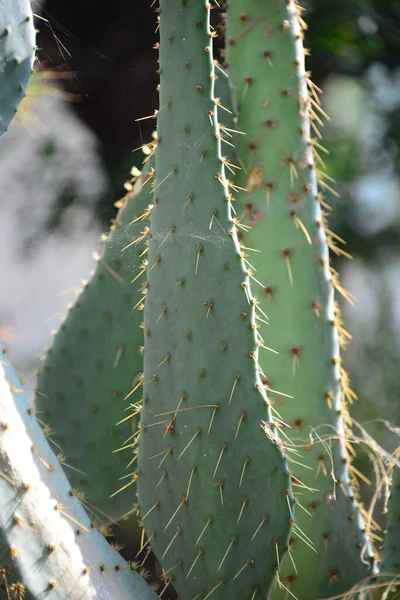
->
[35,153,154,520]
[0,0,35,137]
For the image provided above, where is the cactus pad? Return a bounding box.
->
[0,0,35,137]
[35,153,155,520]
[137,2,293,600]
[225,1,375,598]
[0,342,158,599]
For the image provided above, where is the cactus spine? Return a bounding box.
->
[0,343,158,599]
[0,0,35,137]
[225,1,375,598]
[137,2,293,599]
[35,149,155,520]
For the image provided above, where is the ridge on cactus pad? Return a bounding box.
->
[0,343,158,599]
[35,149,155,521]
[0,0,35,137]
[225,1,375,598]
[137,2,294,600]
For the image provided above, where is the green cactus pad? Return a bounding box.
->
[0,0,35,137]
[225,1,375,598]
[137,3,293,600]
[382,463,400,574]
[35,153,154,520]
[0,342,158,599]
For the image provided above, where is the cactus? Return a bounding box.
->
[136,3,294,600]
[0,0,35,137]
[35,148,155,521]
[225,1,375,598]
[382,458,400,575]
[0,342,158,599]
[1,0,398,598]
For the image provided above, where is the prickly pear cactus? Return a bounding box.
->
[382,462,400,575]
[225,1,375,598]
[0,343,158,599]
[137,2,293,600]
[35,150,155,520]
[0,0,35,137]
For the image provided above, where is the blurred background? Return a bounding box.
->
[1,0,400,557]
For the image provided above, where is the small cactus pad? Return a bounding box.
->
[0,0,35,137]
[35,153,155,520]
[137,2,293,600]
[226,0,375,598]
[0,342,158,599]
